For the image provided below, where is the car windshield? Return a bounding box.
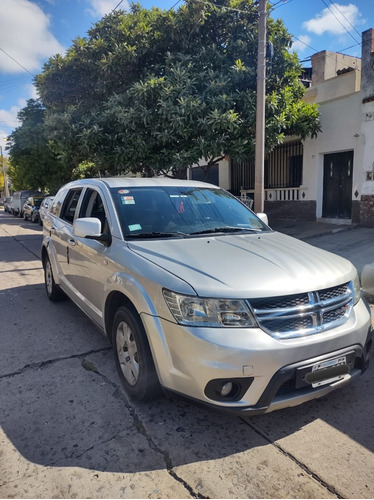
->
[110,186,269,238]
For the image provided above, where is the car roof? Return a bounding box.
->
[63,177,217,190]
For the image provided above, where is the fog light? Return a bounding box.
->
[204,377,254,402]
[221,382,233,397]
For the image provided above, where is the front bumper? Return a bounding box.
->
[141,299,372,415]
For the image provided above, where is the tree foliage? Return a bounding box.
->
[13,0,320,183]
[8,99,71,192]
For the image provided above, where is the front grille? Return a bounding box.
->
[249,282,353,339]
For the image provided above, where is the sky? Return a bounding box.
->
[0,0,373,152]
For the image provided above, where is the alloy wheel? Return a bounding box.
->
[116,320,139,386]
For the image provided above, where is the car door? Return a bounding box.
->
[64,187,114,326]
[50,188,84,290]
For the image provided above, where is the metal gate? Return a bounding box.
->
[231,140,303,196]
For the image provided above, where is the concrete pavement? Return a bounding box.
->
[270,218,357,241]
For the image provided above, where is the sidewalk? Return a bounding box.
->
[269,218,357,241]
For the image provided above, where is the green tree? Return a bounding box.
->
[8,99,70,192]
[34,0,320,178]
[0,155,10,196]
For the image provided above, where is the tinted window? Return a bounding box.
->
[79,189,109,233]
[60,189,82,224]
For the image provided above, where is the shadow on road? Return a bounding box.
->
[0,284,373,474]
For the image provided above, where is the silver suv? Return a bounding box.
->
[41,178,372,414]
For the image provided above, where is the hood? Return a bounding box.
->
[128,231,355,298]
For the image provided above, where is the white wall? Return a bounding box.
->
[303,91,364,218]
[361,100,374,195]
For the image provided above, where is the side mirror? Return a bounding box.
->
[73,217,102,238]
[256,213,269,226]
[361,263,374,302]
[73,217,112,246]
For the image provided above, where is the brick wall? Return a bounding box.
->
[264,201,316,221]
[262,198,374,226]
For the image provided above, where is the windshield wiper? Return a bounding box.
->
[189,227,260,236]
[126,231,187,239]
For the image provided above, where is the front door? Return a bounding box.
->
[322,151,353,219]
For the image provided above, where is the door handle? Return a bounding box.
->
[67,238,77,246]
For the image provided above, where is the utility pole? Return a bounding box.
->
[254,0,267,213]
[1,145,10,199]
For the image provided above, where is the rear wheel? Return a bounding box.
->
[112,305,161,401]
[44,256,65,301]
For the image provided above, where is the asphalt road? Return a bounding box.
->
[0,209,373,499]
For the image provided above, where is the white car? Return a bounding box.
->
[38,196,55,226]
[41,178,372,414]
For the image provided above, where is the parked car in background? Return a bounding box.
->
[3,197,13,213]
[12,190,44,217]
[41,178,372,415]
[38,196,54,226]
[23,195,45,223]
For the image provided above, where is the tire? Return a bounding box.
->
[24,213,28,221]
[112,305,161,401]
[44,256,65,301]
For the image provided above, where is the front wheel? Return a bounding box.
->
[44,256,65,301]
[112,305,161,401]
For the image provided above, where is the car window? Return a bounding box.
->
[110,186,269,237]
[60,189,83,224]
[79,189,109,233]
[33,198,44,208]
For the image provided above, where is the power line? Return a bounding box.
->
[112,0,125,11]
[0,48,36,77]
[327,0,362,39]
[320,0,360,46]
[270,0,296,12]
[300,41,362,63]
[169,0,183,11]
[269,0,285,7]
[189,0,362,72]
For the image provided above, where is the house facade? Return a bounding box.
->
[190,28,374,227]
[302,28,374,226]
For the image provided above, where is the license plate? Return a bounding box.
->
[306,356,349,387]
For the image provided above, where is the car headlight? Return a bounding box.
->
[352,272,361,305]
[163,289,256,327]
